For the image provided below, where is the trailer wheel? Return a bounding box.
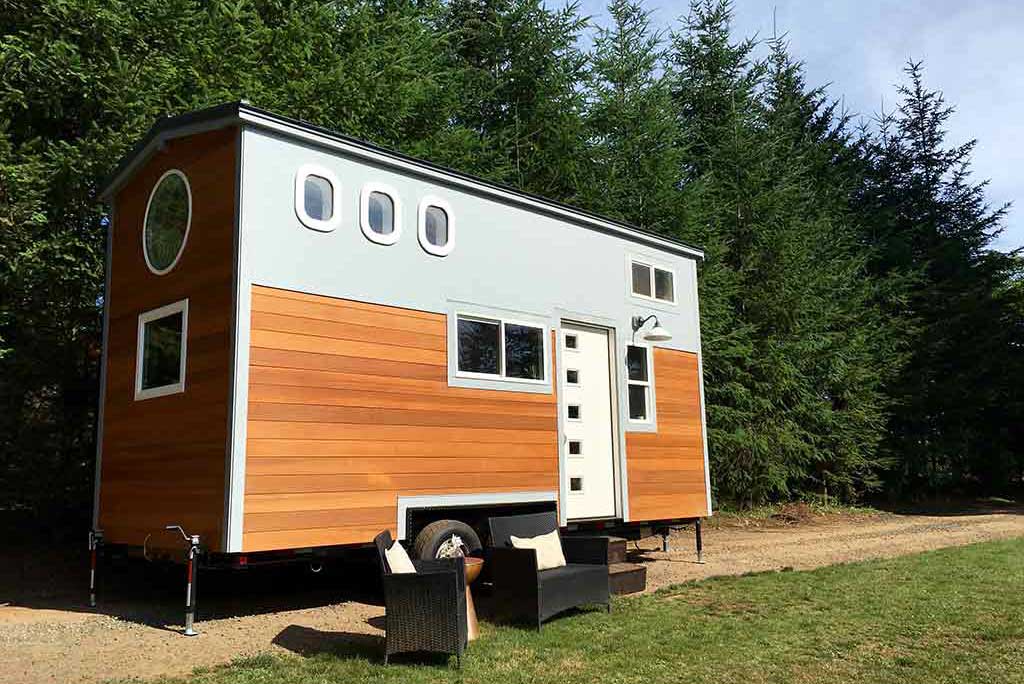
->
[413,520,482,560]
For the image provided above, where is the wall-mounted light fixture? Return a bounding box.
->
[632,314,673,342]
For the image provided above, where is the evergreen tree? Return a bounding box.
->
[439,0,588,197]
[581,0,679,231]
[667,1,902,502]
[860,62,1024,495]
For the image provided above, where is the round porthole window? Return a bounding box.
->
[143,169,192,275]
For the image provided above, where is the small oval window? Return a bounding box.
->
[418,196,454,256]
[368,192,394,235]
[425,206,448,246]
[143,170,191,275]
[295,164,341,232]
[360,183,401,245]
[304,175,333,221]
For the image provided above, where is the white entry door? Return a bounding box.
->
[561,323,617,519]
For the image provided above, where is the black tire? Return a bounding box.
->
[412,519,482,560]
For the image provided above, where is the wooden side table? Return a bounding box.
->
[463,556,484,641]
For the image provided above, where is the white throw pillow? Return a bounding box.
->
[510,529,567,571]
[385,540,416,574]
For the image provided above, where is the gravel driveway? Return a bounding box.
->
[3,507,1023,684]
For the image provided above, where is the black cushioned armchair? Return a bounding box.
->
[486,511,610,628]
[373,530,467,666]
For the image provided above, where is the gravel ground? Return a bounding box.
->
[3,508,1023,684]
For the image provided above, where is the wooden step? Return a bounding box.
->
[607,537,627,565]
[608,562,646,595]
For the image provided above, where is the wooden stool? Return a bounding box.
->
[463,556,484,641]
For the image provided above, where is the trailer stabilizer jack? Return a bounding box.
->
[183,535,200,636]
[88,529,103,608]
[695,518,705,564]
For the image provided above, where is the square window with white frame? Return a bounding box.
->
[626,344,652,421]
[630,260,675,304]
[135,299,188,400]
[456,315,545,382]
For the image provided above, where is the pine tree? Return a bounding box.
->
[580,0,679,231]
[439,0,588,198]
[860,61,1023,495]
[667,1,902,502]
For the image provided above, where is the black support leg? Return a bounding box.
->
[695,518,704,564]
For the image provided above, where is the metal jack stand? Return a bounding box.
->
[166,526,201,636]
[89,529,104,607]
[661,532,671,553]
[695,518,705,564]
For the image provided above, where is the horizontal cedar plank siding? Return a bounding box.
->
[626,348,709,521]
[243,286,559,551]
[97,128,236,549]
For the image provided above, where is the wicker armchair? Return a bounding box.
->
[486,511,610,629]
[373,530,468,666]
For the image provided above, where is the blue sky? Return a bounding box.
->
[578,0,1023,251]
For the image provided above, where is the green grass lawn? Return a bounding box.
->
[164,539,1024,684]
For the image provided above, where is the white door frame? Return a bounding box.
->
[558,318,623,521]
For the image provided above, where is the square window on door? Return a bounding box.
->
[567,404,581,420]
[568,440,582,455]
[564,333,578,350]
[570,477,583,492]
[566,369,580,385]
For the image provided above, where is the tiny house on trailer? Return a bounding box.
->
[92,102,711,586]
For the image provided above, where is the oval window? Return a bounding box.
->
[294,164,341,232]
[143,170,191,274]
[417,196,455,256]
[368,192,394,235]
[425,206,448,245]
[304,175,333,221]
[359,183,402,245]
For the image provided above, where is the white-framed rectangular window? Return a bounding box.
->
[135,299,188,400]
[456,314,545,382]
[626,344,652,422]
[631,260,675,304]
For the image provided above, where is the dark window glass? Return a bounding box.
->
[569,440,582,455]
[654,268,674,301]
[566,369,579,384]
[565,334,578,349]
[505,323,543,380]
[425,205,448,246]
[627,346,648,382]
[145,173,190,271]
[570,477,583,492]
[628,385,648,420]
[457,318,500,375]
[568,404,581,420]
[368,191,394,235]
[631,262,651,296]
[142,312,184,389]
[304,175,333,221]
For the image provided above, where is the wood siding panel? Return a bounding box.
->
[626,348,709,521]
[243,286,559,551]
[96,128,237,549]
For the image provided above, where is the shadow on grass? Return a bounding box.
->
[272,623,383,660]
[272,623,458,667]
